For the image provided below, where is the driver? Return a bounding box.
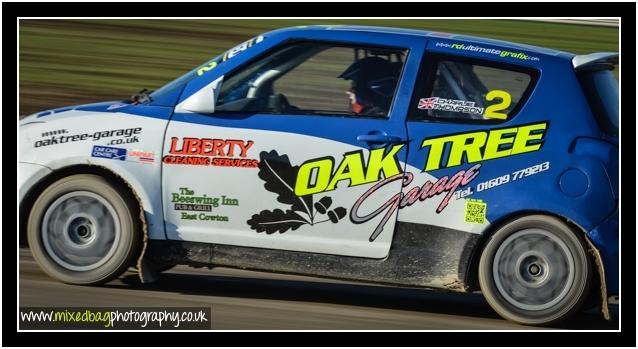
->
[338,56,400,116]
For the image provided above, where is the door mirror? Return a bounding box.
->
[175,76,223,114]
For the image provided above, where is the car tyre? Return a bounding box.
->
[478,215,592,326]
[27,174,142,285]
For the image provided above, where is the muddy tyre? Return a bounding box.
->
[27,174,142,285]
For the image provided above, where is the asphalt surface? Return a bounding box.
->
[18,248,618,330]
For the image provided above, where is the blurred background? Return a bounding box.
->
[19,19,618,116]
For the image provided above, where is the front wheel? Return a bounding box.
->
[27,174,142,285]
[478,215,592,326]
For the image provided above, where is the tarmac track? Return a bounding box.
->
[19,248,618,330]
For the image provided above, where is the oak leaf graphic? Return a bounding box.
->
[257,150,313,217]
[247,150,347,234]
[247,209,308,234]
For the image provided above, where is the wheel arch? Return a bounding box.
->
[19,164,148,249]
[462,209,608,318]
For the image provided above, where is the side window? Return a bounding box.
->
[411,56,536,122]
[216,42,407,118]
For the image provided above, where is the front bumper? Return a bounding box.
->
[19,162,52,205]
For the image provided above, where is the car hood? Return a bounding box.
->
[20,101,126,126]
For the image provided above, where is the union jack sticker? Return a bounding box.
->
[418,97,437,110]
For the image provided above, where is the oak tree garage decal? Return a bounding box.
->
[247,150,346,234]
[248,122,549,239]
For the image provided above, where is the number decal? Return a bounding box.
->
[484,90,512,120]
[197,61,217,76]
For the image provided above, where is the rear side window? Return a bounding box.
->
[578,67,619,136]
[410,55,537,123]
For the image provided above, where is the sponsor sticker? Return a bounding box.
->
[171,187,238,223]
[221,36,264,62]
[163,137,258,168]
[249,148,481,241]
[35,127,141,148]
[91,145,127,161]
[250,123,547,240]
[128,150,155,164]
[464,198,487,224]
[197,35,264,76]
[435,42,540,62]
[418,90,512,120]
[418,97,484,115]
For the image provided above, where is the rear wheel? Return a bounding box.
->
[27,174,142,285]
[478,215,592,325]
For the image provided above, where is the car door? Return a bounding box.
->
[162,33,425,258]
[400,45,541,236]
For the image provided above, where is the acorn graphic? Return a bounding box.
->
[314,196,332,214]
[328,207,347,223]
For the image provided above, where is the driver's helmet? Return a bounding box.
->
[338,56,400,115]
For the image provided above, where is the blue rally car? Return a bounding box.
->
[19,25,619,326]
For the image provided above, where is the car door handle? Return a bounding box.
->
[357,134,403,144]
